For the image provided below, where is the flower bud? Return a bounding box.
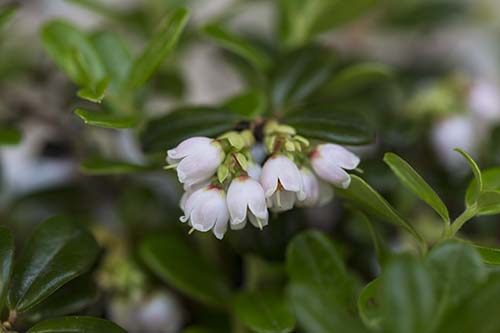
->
[311,144,360,189]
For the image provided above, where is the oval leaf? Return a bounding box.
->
[234,290,295,333]
[466,167,500,207]
[27,316,126,333]
[139,233,231,307]
[473,244,500,266]
[74,108,138,129]
[475,191,500,216]
[8,216,99,313]
[0,226,14,312]
[384,152,449,222]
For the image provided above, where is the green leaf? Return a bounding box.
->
[74,108,138,129]
[381,255,436,333]
[283,106,374,145]
[473,244,500,266]
[455,148,482,203]
[475,191,500,216]
[41,20,106,89]
[466,167,500,207]
[81,158,151,175]
[203,24,271,72]
[234,289,295,333]
[139,233,231,307]
[126,7,189,89]
[77,78,109,103]
[0,127,22,145]
[0,3,18,30]
[26,275,98,321]
[384,152,449,222]
[223,90,266,118]
[8,216,99,313]
[336,175,423,243]
[357,279,382,330]
[140,106,243,153]
[324,63,393,98]
[0,227,14,313]
[27,316,126,333]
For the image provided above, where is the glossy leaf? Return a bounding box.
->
[0,127,22,145]
[455,148,482,203]
[473,244,500,266]
[466,167,500,207]
[126,7,189,89]
[283,106,374,145]
[140,106,243,153]
[74,108,138,129]
[234,290,295,333]
[140,233,231,307]
[81,158,151,175]
[8,216,99,313]
[0,227,14,313]
[223,90,266,118]
[336,175,423,243]
[381,255,436,333]
[27,316,126,333]
[384,152,449,222]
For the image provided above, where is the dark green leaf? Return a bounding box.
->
[234,289,295,333]
[357,279,382,330]
[223,90,266,118]
[27,316,126,333]
[283,106,374,145]
[384,153,449,222]
[8,216,99,313]
[473,244,500,266]
[74,108,138,129]
[140,106,243,153]
[466,167,500,207]
[81,158,152,175]
[336,175,423,243]
[0,127,22,145]
[0,227,14,313]
[139,233,231,307]
[126,7,189,89]
[203,24,271,72]
[455,148,482,204]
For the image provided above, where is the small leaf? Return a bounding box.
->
[77,78,108,103]
[475,191,500,216]
[223,90,266,118]
[74,108,138,129]
[473,244,500,266]
[81,158,151,175]
[139,233,231,307]
[466,167,500,207]
[384,152,449,222]
[27,316,126,333]
[455,148,482,203]
[336,175,423,243]
[126,7,189,89]
[0,227,14,313]
[203,24,271,72]
[0,127,22,145]
[234,289,295,333]
[8,216,99,313]
[140,106,243,153]
[357,279,382,330]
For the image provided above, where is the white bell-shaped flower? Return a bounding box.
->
[311,144,360,189]
[180,186,229,239]
[247,162,263,181]
[260,155,305,212]
[297,167,320,207]
[227,176,268,230]
[167,137,224,188]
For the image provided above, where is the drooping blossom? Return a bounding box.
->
[311,144,360,189]
[227,176,268,230]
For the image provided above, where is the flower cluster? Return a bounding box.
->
[166,122,360,239]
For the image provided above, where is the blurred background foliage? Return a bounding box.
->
[2,0,500,332]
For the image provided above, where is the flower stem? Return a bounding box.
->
[449,205,477,237]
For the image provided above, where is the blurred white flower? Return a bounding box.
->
[311,144,360,189]
[260,155,305,212]
[297,167,319,207]
[227,176,268,230]
[247,161,263,180]
[180,186,229,239]
[167,137,224,189]
[469,80,500,123]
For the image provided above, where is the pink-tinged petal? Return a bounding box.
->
[298,167,319,207]
[314,159,351,189]
[213,200,229,240]
[260,157,280,197]
[274,156,302,192]
[167,137,212,160]
[317,180,334,206]
[227,179,249,225]
[316,144,360,170]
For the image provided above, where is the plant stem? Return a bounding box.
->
[449,206,477,237]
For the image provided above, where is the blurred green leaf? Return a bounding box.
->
[279,0,377,47]
[381,255,436,333]
[455,148,482,204]
[8,217,99,313]
[140,106,243,153]
[0,3,18,30]
[126,7,189,89]
[234,289,295,333]
[283,106,374,145]
[203,24,271,72]
[336,175,423,243]
[325,63,393,98]
[466,167,500,207]
[140,233,231,307]
[223,90,266,118]
[74,108,138,129]
[27,275,98,321]
[475,191,500,216]
[0,127,22,145]
[81,158,151,175]
[0,227,14,313]
[77,78,109,103]
[27,316,126,333]
[384,152,449,222]
[473,244,500,266]
[357,279,382,330]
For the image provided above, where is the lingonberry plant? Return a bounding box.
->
[2,0,500,333]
